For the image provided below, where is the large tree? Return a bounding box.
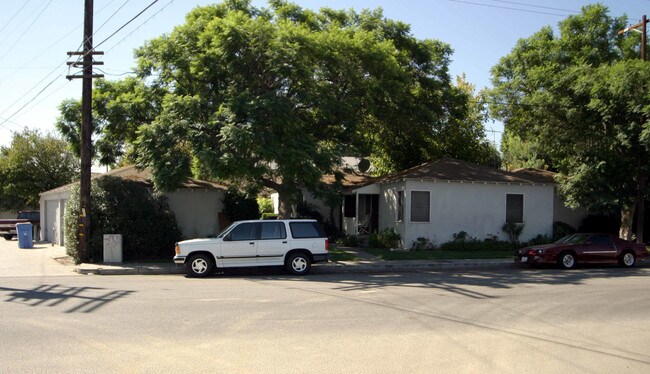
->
[58,0,491,216]
[0,129,79,210]
[489,4,649,241]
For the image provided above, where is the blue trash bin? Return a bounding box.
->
[16,222,33,249]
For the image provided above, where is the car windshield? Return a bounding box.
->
[216,223,238,239]
[556,233,590,244]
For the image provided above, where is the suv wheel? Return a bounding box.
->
[286,252,311,275]
[187,254,214,278]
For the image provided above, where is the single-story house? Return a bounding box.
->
[39,165,228,245]
[341,158,588,248]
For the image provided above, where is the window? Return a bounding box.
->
[260,222,286,240]
[228,223,257,241]
[410,191,430,222]
[290,222,326,238]
[506,194,524,224]
[397,191,404,221]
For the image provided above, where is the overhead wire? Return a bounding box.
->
[0,0,55,63]
[105,0,175,54]
[447,0,573,17]
[0,1,31,36]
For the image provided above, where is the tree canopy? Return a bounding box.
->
[57,0,496,216]
[488,4,650,240]
[0,129,79,210]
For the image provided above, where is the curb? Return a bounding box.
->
[75,260,515,276]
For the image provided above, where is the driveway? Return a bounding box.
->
[0,238,77,277]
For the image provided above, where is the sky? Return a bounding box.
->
[0,0,648,150]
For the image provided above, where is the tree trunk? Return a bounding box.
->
[277,191,298,219]
[635,174,646,243]
[619,205,635,241]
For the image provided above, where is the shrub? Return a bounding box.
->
[502,222,524,243]
[439,238,514,252]
[296,201,323,221]
[64,176,182,264]
[553,221,575,241]
[411,237,435,251]
[222,189,259,221]
[523,234,553,246]
[368,228,401,248]
[257,196,274,214]
[261,213,280,220]
[337,234,360,247]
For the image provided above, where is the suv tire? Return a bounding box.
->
[286,252,311,275]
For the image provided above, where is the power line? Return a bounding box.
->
[0,1,31,36]
[448,0,573,17]
[0,73,62,129]
[105,0,175,53]
[0,0,55,63]
[486,0,579,14]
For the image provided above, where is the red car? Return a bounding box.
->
[515,233,648,269]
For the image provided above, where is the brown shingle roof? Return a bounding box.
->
[41,165,227,196]
[379,158,553,185]
[511,168,557,184]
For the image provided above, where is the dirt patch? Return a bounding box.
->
[53,256,75,266]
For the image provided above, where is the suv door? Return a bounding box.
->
[256,221,290,266]
[220,222,258,267]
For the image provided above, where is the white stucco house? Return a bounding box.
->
[342,158,588,249]
[39,165,228,245]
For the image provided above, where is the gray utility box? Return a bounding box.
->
[103,234,123,263]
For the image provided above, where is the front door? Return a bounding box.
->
[220,222,258,267]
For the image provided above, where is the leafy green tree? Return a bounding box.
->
[488,4,649,241]
[57,0,485,217]
[0,129,79,210]
[500,133,546,171]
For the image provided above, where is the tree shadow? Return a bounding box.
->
[209,265,650,300]
[0,284,136,313]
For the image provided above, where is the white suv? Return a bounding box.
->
[174,219,329,277]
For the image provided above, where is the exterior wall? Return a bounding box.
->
[39,191,71,245]
[381,180,554,249]
[166,189,225,239]
[552,189,588,229]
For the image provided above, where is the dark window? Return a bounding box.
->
[397,191,404,221]
[260,222,286,240]
[588,234,612,245]
[506,194,524,224]
[290,222,326,238]
[228,223,258,241]
[410,191,430,222]
[344,195,356,218]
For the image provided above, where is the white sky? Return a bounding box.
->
[0,1,647,149]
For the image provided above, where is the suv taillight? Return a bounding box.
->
[175,243,180,255]
[325,239,329,251]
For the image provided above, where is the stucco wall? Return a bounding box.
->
[166,189,225,239]
[553,189,588,229]
[381,180,554,248]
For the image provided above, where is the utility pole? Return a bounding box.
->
[618,15,648,244]
[66,0,103,261]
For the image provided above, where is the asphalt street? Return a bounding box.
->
[1,264,649,373]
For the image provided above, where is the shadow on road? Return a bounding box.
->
[0,284,135,313]
[208,265,650,300]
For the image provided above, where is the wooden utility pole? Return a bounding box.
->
[618,15,648,244]
[66,0,103,261]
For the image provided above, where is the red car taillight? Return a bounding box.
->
[325,239,329,251]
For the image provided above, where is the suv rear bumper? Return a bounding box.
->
[312,253,328,263]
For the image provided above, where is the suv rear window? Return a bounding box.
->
[289,222,326,239]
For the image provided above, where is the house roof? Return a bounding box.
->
[510,168,557,184]
[378,158,554,185]
[321,168,376,189]
[40,165,228,196]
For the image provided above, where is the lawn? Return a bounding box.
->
[363,247,514,261]
[328,247,357,261]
